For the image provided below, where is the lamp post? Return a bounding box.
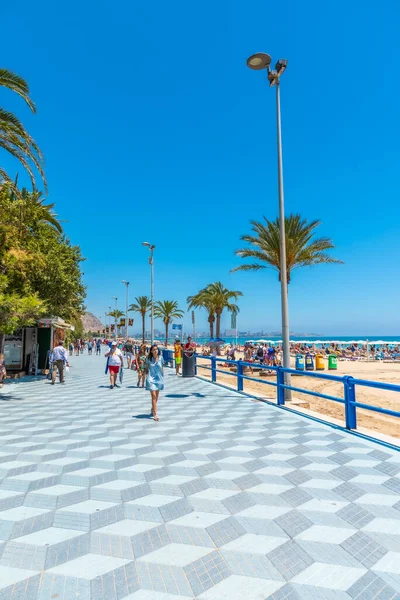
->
[104,312,107,337]
[111,296,118,339]
[121,280,129,339]
[108,306,112,337]
[142,242,155,346]
[246,52,291,400]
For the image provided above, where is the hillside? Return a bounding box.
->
[82,312,103,332]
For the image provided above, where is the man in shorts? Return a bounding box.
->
[174,338,182,375]
[105,341,124,389]
[124,339,134,369]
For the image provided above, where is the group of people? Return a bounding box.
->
[50,335,198,421]
[68,339,102,356]
[104,336,194,421]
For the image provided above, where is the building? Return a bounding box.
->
[3,317,75,376]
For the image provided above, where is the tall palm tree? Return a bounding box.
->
[129,296,152,342]
[188,283,242,340]
[187,292,216,339]
[0,69,46,189]
[204,282,242,339]
[232,214,343,283]
[154,300,184,346]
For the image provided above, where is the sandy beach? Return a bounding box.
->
[191,350,400,440]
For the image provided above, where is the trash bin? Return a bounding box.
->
[316,354,325,370]
[182,349,196,377]
[305,354,314,371]
[161,349,174,367]
[296,355,305,371]
[328,354,337,370]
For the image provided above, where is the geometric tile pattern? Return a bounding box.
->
[0,354,398,599]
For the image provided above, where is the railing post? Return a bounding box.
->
[344,376,357,430]
[194,353,197,376]
[237,361,243,392]
[211,357,216,383]
[277,367,285,405]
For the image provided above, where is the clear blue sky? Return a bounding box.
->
[2,0,399,335]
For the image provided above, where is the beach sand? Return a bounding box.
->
[193,352,400,439]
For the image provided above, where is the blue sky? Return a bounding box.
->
[1,0,399,335]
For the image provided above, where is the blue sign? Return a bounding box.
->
[172,324,182,331]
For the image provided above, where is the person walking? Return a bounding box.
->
[0,353,7,388]
[124,339,134,369]
[88,340,93,355]
[96,339,101,355]
[174,338,182,375]
[145,345,164,421]
[51,340,69,385]
[68,342,74,356]
[136,343,147,388]
[105,341,124,389]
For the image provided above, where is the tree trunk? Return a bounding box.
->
[216,311,222,339]
[142,313,145,342]
[165,322,169,347]
[0,332,4,354]
[208,315,214,339]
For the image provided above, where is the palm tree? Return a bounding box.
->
[0,68,46,189]
[232,214,343,283]
[188,283,242,340]
[108,309,124,336]
[204,282,242,339]
[154,300,184,346]
[187,292,216,339]
[19,189,62,233]
[129,296,152,342]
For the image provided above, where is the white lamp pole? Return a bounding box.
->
[246,52,291,400]
[121,281,129,339]
[111,296,118,339]
[142,242,155,346]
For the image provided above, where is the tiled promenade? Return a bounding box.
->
[0,354,399,600]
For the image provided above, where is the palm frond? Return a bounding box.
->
[233,213,342,283]
[0,69,36,112]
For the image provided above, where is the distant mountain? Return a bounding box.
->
[82,312,103,332]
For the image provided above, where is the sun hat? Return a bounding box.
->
[111,341,117,346]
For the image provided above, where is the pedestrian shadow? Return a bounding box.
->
[98,385,113,388]
[165,393,206,399]
[133,414,152,419]
[0,394,18,401]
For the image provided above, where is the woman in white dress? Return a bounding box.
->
[145,345,164,421]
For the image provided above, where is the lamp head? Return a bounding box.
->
[246,52,272,71]
[275,59,288,75]
[142,242,150,247]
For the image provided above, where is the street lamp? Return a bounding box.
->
[121,280,129,339]
[111,296,118,339]
[246,51,291,400]
[142,242,155,346]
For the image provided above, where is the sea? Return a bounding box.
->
[189,336,400,347]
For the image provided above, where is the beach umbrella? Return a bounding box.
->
[207,338,226,346]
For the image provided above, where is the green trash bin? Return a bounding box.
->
[328,354,337,370]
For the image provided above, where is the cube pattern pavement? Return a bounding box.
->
[0,354,399,599]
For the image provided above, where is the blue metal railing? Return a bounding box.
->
[133,346,174,368]
[195,355,400,433]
